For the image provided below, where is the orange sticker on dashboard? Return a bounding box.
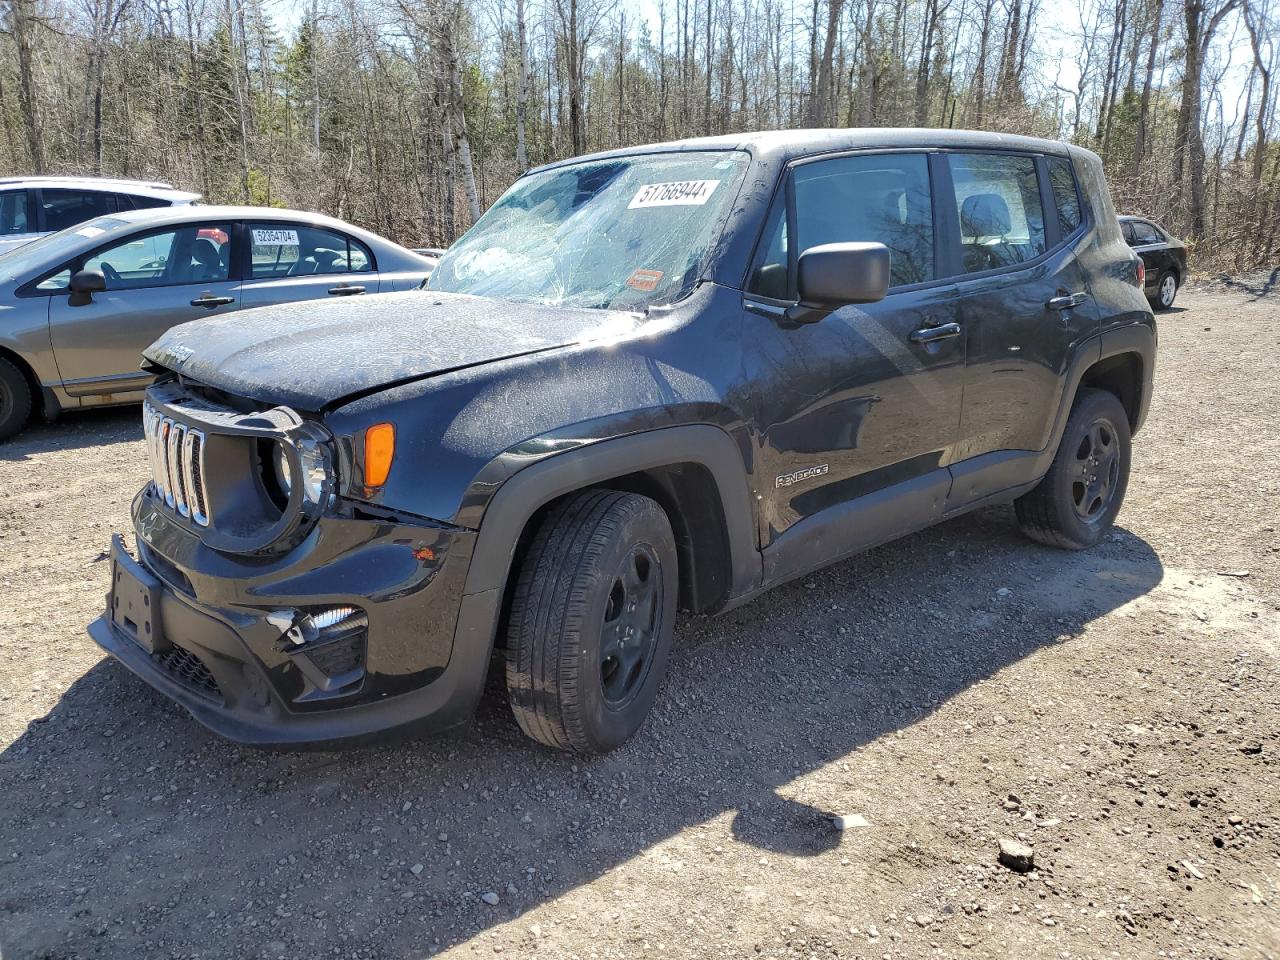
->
[626,269,664,292]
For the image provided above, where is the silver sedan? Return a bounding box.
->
[0,206,435,440]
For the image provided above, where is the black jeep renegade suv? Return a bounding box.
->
[90,129,1155,753]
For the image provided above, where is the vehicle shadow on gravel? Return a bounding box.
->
[0,507,1163,959]
[0,407,140,462]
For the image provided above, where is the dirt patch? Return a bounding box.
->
[1,287,1277,959]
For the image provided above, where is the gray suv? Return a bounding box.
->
[0,206,436,440]
[0,176,201,255]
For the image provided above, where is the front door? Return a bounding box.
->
[740,151,965,557]
[239,221,380,308]
[946,152,1100,504]
[48,221,239,396]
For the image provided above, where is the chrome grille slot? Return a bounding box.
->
[143,401,212,527]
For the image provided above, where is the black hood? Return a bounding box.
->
[144,290,643,411]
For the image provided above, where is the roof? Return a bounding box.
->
[528,127,1077,176]
[0,175,200,202]
[107,205,389,238]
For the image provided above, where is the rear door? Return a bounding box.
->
[740,150,965,547]
[239,221,380,308]
[47,220,240,396]
[946,152,1100,505]
[1127,219,1170,297]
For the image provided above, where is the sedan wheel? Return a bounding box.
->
[1157,272,1178,309]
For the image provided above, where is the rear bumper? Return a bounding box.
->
[88,494,492,748]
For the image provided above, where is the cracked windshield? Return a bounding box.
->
[427,151,749,311]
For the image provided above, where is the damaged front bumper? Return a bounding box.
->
[87,491,490,747]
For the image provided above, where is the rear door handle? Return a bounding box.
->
[190,294,236,308]
[328,284,365,296]
[1047,292,1089,311]
[909,321,962,344]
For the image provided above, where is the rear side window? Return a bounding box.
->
[249,224,374,278]
[781,152,934,290]
[1131,220,1162,245]
[949,154,1046,273]
[0,189,32,235]
[120,194,172,211]
[1047,158,1082,236]
[41,190,117,232]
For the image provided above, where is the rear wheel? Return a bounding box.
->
[505,490,678,753]
[1154,271,1178,310]
[1015,388,1131,550]
[0,356,33,442]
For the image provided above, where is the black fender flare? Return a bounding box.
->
[1039,320,1155,475]
[450,424,762,664]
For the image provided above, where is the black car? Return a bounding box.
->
[90,129,1155,754]
[1119,214,1187,310]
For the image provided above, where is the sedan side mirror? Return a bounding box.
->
[68,269,106,307]
[785,242,891,326]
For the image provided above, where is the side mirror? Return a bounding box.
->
[785,242,891,326]
[68,269,106,307]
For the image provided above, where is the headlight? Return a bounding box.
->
[297,440,329,503]
[268,438,331,508]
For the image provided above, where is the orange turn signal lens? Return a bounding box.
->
[364,422,395,488]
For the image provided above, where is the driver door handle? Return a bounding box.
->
[1047,292,1089,311]
[909,321,962,344]
[190,294,236,308]
[328,284,365,296]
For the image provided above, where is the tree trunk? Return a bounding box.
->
[806,0,845,125]
[1130,0,1164,180]
[515,0,530,169]
[8,0,47,172]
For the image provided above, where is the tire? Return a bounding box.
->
[1153,271,1178,310]
[505,489,678,753]
[0,356,33,442]
[1015,388,1131,550]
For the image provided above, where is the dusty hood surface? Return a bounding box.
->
[144,290,642,411]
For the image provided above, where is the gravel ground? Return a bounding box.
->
[1,286,1277,960]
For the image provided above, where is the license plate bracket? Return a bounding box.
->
[109,535,169,654]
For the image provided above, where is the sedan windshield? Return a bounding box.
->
[0,216,127,283]
[428,151,749,311]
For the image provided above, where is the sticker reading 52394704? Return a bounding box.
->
[628,180,721,209]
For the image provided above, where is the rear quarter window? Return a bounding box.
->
[1047,158,1082,237]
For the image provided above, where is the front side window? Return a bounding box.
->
[0,190,32,235]
[950,154,1046,273]
[792,152,935,288]
[428,151,750,310]
[81,222,233,289]
[41,189,116,232]
[249,224,373,278]
[1047,157,1082,237]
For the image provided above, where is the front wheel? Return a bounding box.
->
[1015,388,1131,550]
[505,490,678,753]
[0,356,33,442]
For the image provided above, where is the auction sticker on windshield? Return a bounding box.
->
[252,228,300,246]
[628,180,721,209]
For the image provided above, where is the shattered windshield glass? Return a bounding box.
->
[427,151,749,311]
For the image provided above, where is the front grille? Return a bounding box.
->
[152,644,221,700]
[143,402,210,526]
